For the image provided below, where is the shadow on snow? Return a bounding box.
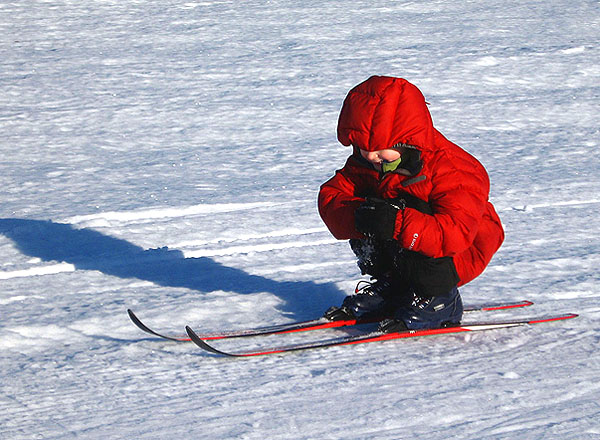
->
[0,218,346,318]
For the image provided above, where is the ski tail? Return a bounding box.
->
[473,300,533,311]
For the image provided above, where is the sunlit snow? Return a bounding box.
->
[1,0,599,438]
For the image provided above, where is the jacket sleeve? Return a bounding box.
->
[395,152,490,258]
[318,167,367,240]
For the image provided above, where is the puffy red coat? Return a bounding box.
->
[318,76,504,285]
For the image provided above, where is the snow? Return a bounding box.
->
[1,0,599,438]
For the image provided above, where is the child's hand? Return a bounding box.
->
[354,197,403,240]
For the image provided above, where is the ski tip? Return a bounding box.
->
[127,308,145,329]
[186,326,235,356]
[127,309,154,331]
[128,309,190,342]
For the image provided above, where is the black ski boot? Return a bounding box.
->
[324,278,395,321]
[379,286,463,332]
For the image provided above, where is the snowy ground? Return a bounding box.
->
[2,0,599,438]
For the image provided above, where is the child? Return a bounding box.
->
[319,76,504,331]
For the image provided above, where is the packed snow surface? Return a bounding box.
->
[2,0,599,438]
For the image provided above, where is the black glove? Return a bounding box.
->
[354,197,403,240]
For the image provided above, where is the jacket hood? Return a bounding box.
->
[337,76,435,152]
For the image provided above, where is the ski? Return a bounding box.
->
[128,300,533,342]
[185,312,579,357]
[127,308,361,342]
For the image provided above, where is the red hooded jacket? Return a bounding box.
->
[318,76,504,285]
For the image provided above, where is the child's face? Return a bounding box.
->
[360,148,402,172]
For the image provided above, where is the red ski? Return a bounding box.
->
[185,312,578,358]
[128,300,533,342]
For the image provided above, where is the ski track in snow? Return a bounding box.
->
[0,201,335,279]
[2,0,600,439]
[1,196,597,283]
[2,197,597,280]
